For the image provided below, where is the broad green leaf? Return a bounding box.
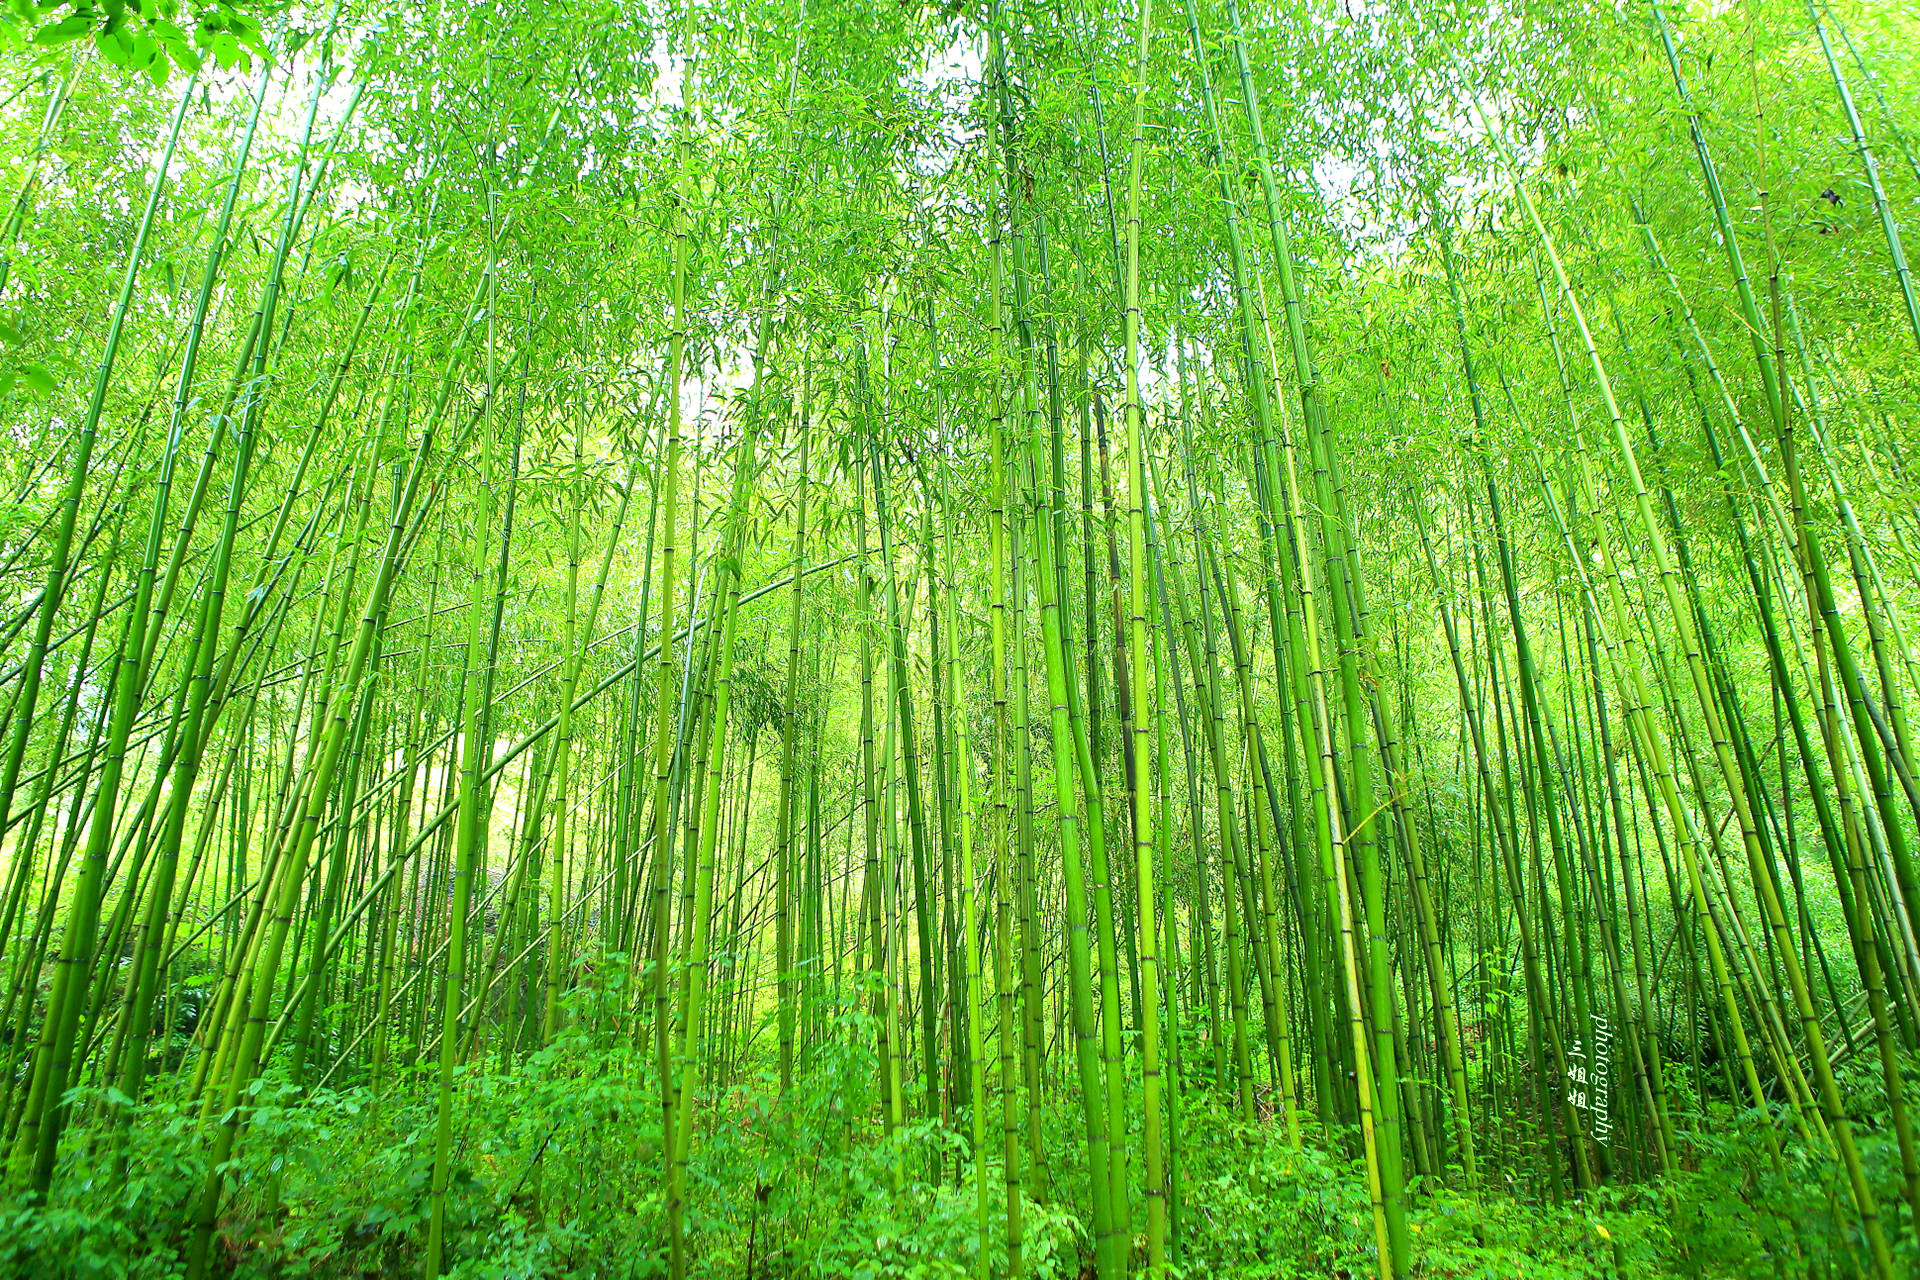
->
[32,13,92,45]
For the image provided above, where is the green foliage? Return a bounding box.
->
[13,1054,1846,1280]
[1,0,267,81]
[1,969,1912,1277]
[0,983,1088,1278]
[0,1,1916,1278]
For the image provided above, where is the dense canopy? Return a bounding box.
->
[0,0,1916,1276]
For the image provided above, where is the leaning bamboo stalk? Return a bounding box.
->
[6,70,200,1196]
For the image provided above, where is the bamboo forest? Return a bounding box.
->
[1,0,1919,1275]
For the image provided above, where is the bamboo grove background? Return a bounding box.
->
[0,0,1917,1275]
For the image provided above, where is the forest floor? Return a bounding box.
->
[2,1006,1910,1279]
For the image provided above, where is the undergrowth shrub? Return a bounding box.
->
[1,990,1911,1279]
